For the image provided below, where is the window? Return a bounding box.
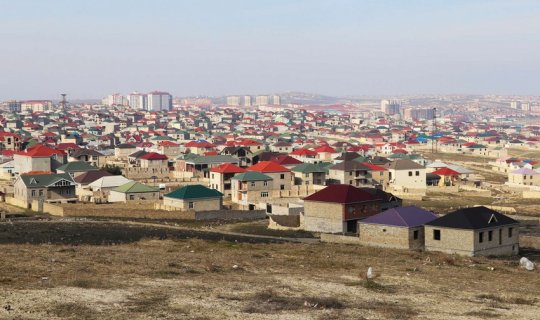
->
[188,202,194,209]
[130,195,135,200]
[305,173,309,178]
[409,171,413,176]
[508,227,513,238]
[250,182,255,187]
[31,190,36,197]
[415,171,420,176]
[413,230,419,240]
[487,230,493,241]
[280,184,285,190]
[263,181,268,186]
[433,229,441,240]
[524,175,527,180]
[260,192,269,198]
[280,174,285,179]
[211,174,214,179]
[305,181,309,185]
[39,190,43,197]
[479,232,484,243]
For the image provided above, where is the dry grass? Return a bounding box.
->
[0,221,538,319]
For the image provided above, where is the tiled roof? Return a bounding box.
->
[426,206,518,229]
[304,184,381,204]
[247,161,290,173]
[164,184,222,200]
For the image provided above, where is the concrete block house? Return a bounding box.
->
[303,184,382,234]
[359,206,438,250]
[424,206,519,256]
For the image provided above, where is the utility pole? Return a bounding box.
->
[432,107,437,154]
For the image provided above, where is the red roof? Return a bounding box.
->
[432,167,460,176]
[15,145,65,158]
[140,152,168,160]
[247,161,290,173]
[56,143,81,151]
[158,140,179,147]
[360,162,387,171]
[210,163,246,174]
[185,140,215,148]
[304,185,381,204]
[290,148,317,157]
[392,148,408,154]
[269,155,303,165]
[314,145,337,153]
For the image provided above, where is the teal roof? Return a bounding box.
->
[291,163,327,174]
[111,181,159,193]
[231,171,272,182]
[164,184,223,200]
[57,161,99,172]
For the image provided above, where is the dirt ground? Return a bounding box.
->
[0,221,539,320]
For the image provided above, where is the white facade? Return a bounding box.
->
[128,93,147,110]
[147,91,172,111]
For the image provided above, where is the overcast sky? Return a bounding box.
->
[1,0,539,100]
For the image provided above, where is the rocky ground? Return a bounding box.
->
[0,220,539,320]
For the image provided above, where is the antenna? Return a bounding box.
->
[60,93,68,111]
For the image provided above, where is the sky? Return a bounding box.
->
[1,0,540,100]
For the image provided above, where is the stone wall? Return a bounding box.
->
[123,167,170,180]
[303,201,343,233]
[359,224,424,250]
[320,233,361,244]
[5,196,29,209]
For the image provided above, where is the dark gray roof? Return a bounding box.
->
[426,206,519,229]
[330,161,371,171]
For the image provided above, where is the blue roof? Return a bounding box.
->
[360,206,438,228]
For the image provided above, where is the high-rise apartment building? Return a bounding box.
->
[147,91,172,111]
[226,96,240,106]
[127,92,147,110]
[381,99,401,115]
[244,96,252,107]
[103,93,128,106]
[255,95,270,106]
[273,95,281,105]
[403,107,435,120]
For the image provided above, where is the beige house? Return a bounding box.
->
[303,184,382,234]
[358,206,438,250]
[231,171,274,210]
[386,159,426,193]
[13,173,77,206]
[108,181,160,203]
[424,206,519,257]
[507,167,540,187]
[163,184,223,211]
[246,161,293,191]
[209,163,246,197]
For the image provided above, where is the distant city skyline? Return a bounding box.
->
[1,0,540,100]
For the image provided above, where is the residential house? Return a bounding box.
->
[231,171,274,210]
[424,206,519,256]
[359,206,438,250]
[13,173,76,206]
[386,159,427,193]
[108,181,160,202]
[209,163,246,197]
[303,184,382,234]
[247,161,293,191]
[163,184,223,211]
[56,161,99,178]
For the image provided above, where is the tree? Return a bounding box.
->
[103,164,122,175]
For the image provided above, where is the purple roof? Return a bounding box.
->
[360,206,438,227]
[511,167,538,175]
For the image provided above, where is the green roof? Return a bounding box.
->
[111,181,159,193]
[164,184,223,200]
[291,163,327,174]
[20,173,74,188]
[231,171,273,182]
[57,161,99,172]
